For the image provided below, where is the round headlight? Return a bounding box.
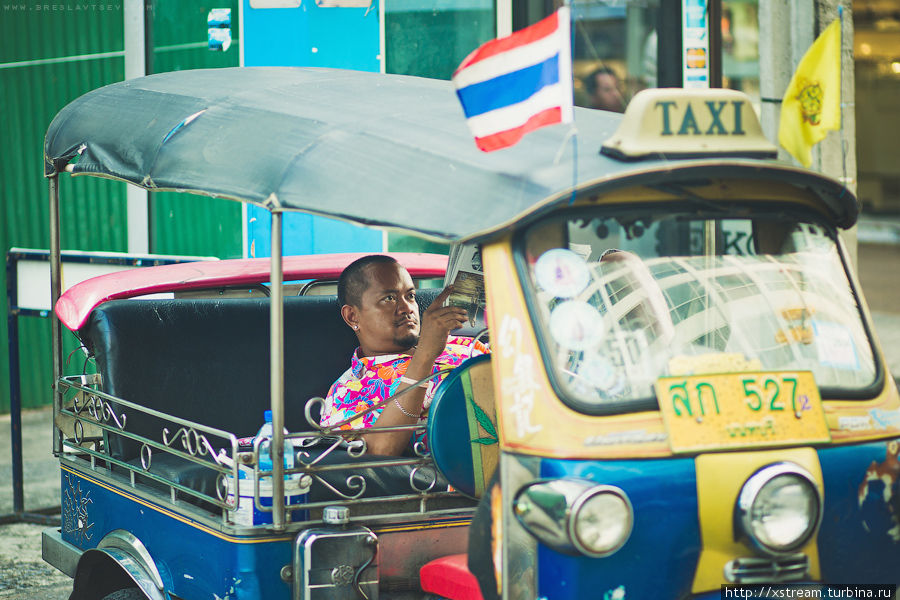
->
[514,479,633,558]
[570,488,633,557]
[737,463,821,555]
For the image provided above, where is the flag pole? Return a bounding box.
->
[569,125,578,205]
[552,1,578,204]
[566,0,578,205]
[550,108,579,206]
[837,4,847,186]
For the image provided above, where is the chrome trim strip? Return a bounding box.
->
[95,547,167,600]
[49,175,63,456]
[724,553,809,584]
[270,209,286,529]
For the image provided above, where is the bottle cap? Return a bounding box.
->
[322,505,350,525]
[264,410,272,423]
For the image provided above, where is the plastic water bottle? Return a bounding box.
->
[257,410,294,480]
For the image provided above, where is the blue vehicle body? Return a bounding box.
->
[537,457,700,598]
[523,441,900,599]
[61,465,292,599]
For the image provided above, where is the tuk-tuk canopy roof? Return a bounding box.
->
[44,68,858,240]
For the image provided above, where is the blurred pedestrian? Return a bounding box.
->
[584,66,625,113]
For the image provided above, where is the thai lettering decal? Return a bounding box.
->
[499,314,542,439]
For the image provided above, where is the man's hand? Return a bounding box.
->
[415,286,469,363]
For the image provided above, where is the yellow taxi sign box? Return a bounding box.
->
[601,88,777,160]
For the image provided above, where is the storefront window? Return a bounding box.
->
[569,0,760,111]
[384,0,496,80]
[722,0,760,106]
[572,0,660,111]
[854,2,900,212]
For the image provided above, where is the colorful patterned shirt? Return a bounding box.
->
[320,335,490,431]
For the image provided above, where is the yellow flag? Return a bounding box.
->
[778,19,841,167]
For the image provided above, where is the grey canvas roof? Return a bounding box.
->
[44,67,857,241]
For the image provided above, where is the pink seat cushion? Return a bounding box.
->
[419,553,484,600]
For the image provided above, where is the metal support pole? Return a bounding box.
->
[6,253,24,513]
[817,0,858,268]
[708,0,723,88]
[269,210,285,530]
[124,0,150,254]
[657,0,683,87]
[144,0,154,76]
[49,175,63,457]
[496,0,512,38]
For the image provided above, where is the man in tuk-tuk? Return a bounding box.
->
[319,255,490,455]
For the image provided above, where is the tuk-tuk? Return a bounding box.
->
[41,68,900,599]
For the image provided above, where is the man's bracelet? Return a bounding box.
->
[393,398,419,419]
[399,375,429,388]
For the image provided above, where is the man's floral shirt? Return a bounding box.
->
[320,336,489,431]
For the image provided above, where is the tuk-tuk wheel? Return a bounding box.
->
[100,588,146,600]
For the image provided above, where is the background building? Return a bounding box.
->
[1,0,893,413]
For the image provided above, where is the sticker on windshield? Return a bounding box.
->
[580,354,624,396]
[549,301,605,350]
[813,320,860,370]
[534,249,591,298]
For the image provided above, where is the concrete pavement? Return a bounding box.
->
[0,409,70,599]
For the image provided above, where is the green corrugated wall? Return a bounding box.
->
[1,1,241,413]
[149,0,242,259]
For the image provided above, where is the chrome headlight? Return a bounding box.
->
[514,478,633,557]
[736,463,821,555]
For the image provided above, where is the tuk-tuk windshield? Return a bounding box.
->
[520,208,877,413]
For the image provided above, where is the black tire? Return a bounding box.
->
[100,587,147,600]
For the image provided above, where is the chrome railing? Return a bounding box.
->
[56,375,469,528]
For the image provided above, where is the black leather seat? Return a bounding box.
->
[78,289,447,509]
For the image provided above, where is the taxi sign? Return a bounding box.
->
[601,88,777,160]
[656,371,831,454]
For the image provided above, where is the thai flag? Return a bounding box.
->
[453,7,573,153]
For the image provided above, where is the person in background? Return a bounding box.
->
[319,255,489,456]
[584,66,626,113]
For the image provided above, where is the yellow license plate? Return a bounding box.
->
[656,371,831,453]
